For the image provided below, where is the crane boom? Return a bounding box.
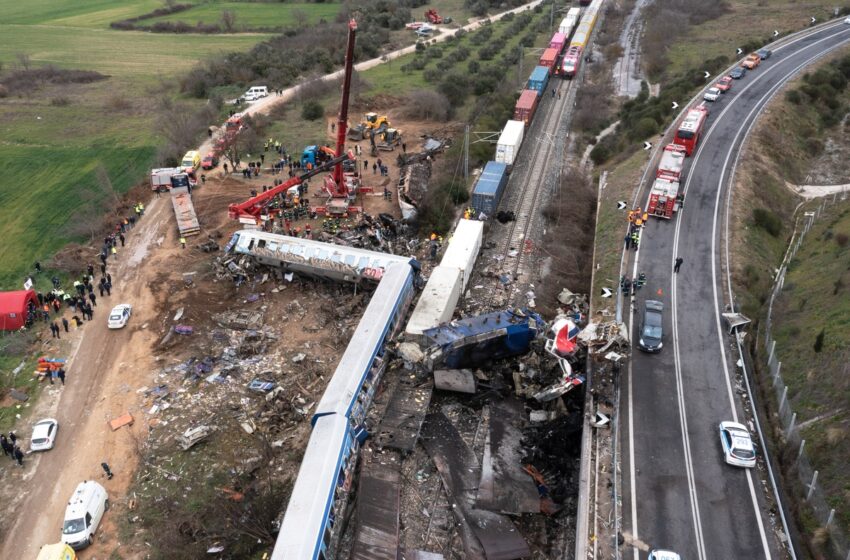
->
[228,150,354,220]
[333,19,357,188]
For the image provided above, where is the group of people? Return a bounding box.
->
[0,433,25,467]
[625,206,649,250]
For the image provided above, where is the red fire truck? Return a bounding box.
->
[648,144,687,219]
[673,104,708,156]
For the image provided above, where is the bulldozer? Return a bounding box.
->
[348,112,390,140]
[377,128,402,151]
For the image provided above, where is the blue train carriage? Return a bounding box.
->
[271,414,354,560]
[527,65,550,96]
[312,261,417,429]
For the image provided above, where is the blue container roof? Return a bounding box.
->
[473,161,508,196]
[529,66,549,81]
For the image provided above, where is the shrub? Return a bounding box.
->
[50,96,70,107]
[590,143,611,165]
[752,208,782,237]
[438,73,469,106]
[423,68,442,83]
[467,60,480,74]
[813,329,825,353]
[301,101,324,120]
[785,89,802,104]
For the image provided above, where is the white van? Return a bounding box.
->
[241,85,269,101]
[61,481,108,550]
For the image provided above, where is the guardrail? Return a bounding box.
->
[760,193,850,560]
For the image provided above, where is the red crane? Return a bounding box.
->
[228,19,360,222]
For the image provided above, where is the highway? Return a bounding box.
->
[621,21,850,560]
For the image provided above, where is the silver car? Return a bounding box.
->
[649,551,681,560]
[719,421,757,468]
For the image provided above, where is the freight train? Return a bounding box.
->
[472,0,604,215]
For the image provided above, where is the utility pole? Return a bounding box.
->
[550,0,554,29]
[517,46,524,88]
[463,125,470,181]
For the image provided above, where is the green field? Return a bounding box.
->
[147,2,342,29]
[0,1,280,289]
[665,0,837,76]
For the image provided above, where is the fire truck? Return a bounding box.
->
[673,104,708,156]
[648,144,686,219]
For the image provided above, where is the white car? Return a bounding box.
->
[107,303,132,329]
[844,16,850,24]
[719,421,757,468]
[649,551,681,560]
[30,418,59,451]
[703,87,721,102]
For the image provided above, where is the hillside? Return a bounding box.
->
[731,47,850,555]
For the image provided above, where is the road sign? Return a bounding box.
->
[23,278,33,290]
[703,71,710,79]
[810,16,816,23]
[671,101,679,110]
[617,201,627,210]
[773,30,779,36]
[643,141,652,151]
[736,47,743,55]
[601,287,613,298]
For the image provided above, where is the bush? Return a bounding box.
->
[590,143,611,165]
[438,73,469,107]
[813,328,825,352]
[400,90,451,122]
[752,208,782,237]
[785,89,802,104]
[50,96,70,107]
[467,60,480,74]
[301,101,324,120]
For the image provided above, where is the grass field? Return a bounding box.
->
[0,0,161,26]
[146,2,342,29]
[665,0,837,76]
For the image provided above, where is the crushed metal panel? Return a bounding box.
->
[375,381,433,452]
[476,399,540,514]
[722,312,752,334]
[421,413,531,560]
[351,459,401,560]
[434,369,477,394]
[405,551,446,560]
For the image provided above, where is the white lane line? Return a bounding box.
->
[628,242,640,560]
[679,25,850,560]
[670,218,708,560]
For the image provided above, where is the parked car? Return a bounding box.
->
[715,75,733,92]
[756,48,772,60]
[704,87,721,102]
[638,300,664,352]
[201,153,219,170]
[649,551,681,560]
[844,16,850,24]
[730,66,747,79]
[718,421,757,468]
[62,481,108,550]
[107,304,132,329]
[30,418,59,451]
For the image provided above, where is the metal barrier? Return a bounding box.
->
[761,192,850,560]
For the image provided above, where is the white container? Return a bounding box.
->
[405,266,462,338]
[495,120,525,166]
[440,219,483,292]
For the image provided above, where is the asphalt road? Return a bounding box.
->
[621,21,850,560]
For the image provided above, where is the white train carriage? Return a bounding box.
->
[312,262,416,427]
[271,414,356,560]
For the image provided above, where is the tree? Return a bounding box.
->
[14,52,31,71]
[302,101,324,121]
[220,10,237,32]
[292,8,309,28]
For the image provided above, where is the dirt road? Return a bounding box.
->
[0,200,166,558]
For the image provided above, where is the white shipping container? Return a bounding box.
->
[440,219,483,292]
[405,266,463,338]
[495,120,525,166]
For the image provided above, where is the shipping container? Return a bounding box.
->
[539,48,559,73]
[513,90,539,126]
[558,8,580,36]
[526,66,550,96]
[549,32,567,55]
[405,266,463,338]
[495,120,525,167]
[471,161,509,216]
[440,219,484,292]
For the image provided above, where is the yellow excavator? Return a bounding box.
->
[348,112,390,140]
[377,128,403,151]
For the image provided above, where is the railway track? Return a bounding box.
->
[484,79,576,309]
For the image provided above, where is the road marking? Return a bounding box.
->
[678,25,850,560]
